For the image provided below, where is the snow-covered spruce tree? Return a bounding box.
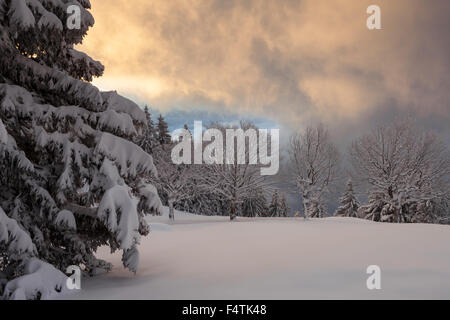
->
[135,105,158,155]
[334,179,360,217]
[306,192,327,218]
[268,191,280,217]
[351,120,450,223]
[279,193,289,217]
[0,0,161,299]
[267,191,289,217]
[156,114,171,146]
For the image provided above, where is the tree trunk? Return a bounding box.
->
[168,199,175,221]
[302,192,309,219]
[230,201,236,221]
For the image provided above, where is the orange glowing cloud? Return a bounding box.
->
[79,0,450,129]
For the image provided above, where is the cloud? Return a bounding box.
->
[79,0,450,138]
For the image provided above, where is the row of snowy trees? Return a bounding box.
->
[136,114,288,220]
[0,0,162,299]
[138,105,450,224]
[287,120,450,223]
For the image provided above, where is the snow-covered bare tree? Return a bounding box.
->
[150,144,196,220]
[288,124,340,218]
[175,166,269,218]
[199,121,273,220]
[334,179,360,217]
[0,0,161,299]
[350,119,450,223]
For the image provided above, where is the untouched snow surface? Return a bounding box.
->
[63,208,450,299]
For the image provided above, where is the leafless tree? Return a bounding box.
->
[288,124,341,218]
[150,145,197,220]
[350,119,450,223]
[199,121,274,220]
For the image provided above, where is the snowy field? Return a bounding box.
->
[62,208,450,300]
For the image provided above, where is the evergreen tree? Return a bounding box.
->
[0,1,161,299]
[279,194,290,217]
[268,191,280,217]
[334,179,360,217]
[267,191,289,217]
[307,194,327,218]
[156,114,171,145]
[136,105,158,154]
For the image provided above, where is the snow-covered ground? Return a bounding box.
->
[62,207,450,299]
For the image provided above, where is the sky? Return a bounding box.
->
[79,0,450,145]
